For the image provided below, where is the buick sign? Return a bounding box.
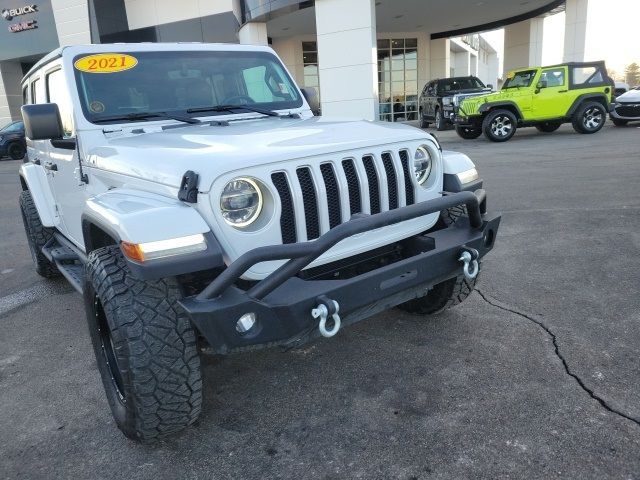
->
[2,4,37,21]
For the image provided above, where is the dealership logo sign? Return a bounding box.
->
[2,4,37,21]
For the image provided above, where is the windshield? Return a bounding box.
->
[503,70,537,89]
[438,77,485,93]
[73,50,303,124]
[1,121,23,132]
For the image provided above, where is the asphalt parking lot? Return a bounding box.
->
[1,122,639,479]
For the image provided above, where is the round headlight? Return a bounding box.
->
[220,177,263,227]
[414,145,433,185]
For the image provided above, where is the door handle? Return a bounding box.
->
[558,90,568,93]
[44,161,58,171]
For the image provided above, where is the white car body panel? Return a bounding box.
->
[441,150,475,175]
[19,163,59,227]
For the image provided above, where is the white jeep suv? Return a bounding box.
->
[18,43,500,441]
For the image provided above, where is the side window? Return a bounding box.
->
[46,69,74,137]
[31,77,40,104]
[540,68,565,87]
[572,66,604,86]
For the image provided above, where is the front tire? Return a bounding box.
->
[19,190,59,278]
[455,125,482,140]
[398,274,478,315]
[572,101,606,134]
[435,109,446,131]
[84,246,202,442]
[536,121,562,133]
[8,142,26,160]
[419,109,429,129]
[483,109,517,142]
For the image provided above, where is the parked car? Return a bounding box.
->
[0,120,26,160]
[18,43,501,441]
[453,61,614,142]
[610,86,640,126]
[614,81,630,99]
[419,76,492,130]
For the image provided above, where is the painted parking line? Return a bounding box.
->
[0,281,73,317]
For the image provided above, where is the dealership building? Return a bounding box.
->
[0,0,592,126]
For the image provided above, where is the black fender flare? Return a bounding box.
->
[566,93,610,117]
[478,101,524,120]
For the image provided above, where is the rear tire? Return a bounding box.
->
[84,246,202,442]
[8,142,26,160]
[572,101,606,134]
[611,118,628,127]
[455,125,482,140]
[535,121,562,133]
[482,109,517,142]
[19,190,59,278]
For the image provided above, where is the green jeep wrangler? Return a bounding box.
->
[453,61,614,142]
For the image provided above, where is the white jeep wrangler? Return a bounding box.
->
[18,43,500,441]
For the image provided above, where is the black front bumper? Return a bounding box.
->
[180,191,501,354]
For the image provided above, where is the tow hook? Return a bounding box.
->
[459,247,479,281]
[311,295,341,338]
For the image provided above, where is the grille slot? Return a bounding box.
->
[362,155,381,214]
[320,163,342,229]
[296,167,320,240]
[399,150,415,205]
[381,152,399,210]
[341,159,361,216]
[271,172,297,244]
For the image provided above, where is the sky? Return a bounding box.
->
[481,0,639,80]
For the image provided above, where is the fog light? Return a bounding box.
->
[236,312,257,333]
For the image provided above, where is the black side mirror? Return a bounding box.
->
[487,84,494,89]
[300,87,320,116]
[21,103,75,149]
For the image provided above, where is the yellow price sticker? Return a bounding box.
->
[74,53,138,73]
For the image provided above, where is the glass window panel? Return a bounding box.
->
[377,49,390,61]
[377,39,390,49]
[392,70,405,82]
[406,111,417,121]
[405,58,417,70]
[391,39,404,49]
[391,81,404,95]
[392,58,404,70]
[405,81,418,95]
[405,49,417,60]
[303,52,317,64]
[381,58,391,72]
[405,70,417,81]
[304,75,319,87]
[304,64,318,75]
[302,41,317,52]
[392,95,406,105]
[379,103,391,114]
[405,38,417,48]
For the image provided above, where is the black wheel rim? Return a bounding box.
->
[94,296,126,402]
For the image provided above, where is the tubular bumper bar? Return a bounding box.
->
[197,190,487,302]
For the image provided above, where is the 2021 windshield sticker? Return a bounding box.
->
[74,54,138,73]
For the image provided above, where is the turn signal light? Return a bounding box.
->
[120,234,207,263]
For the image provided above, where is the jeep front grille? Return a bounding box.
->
[271,149,416,244]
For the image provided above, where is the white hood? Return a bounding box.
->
[85,116,428,189]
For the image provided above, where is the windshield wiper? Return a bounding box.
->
[186,104,281,117]
[94,111,201,124]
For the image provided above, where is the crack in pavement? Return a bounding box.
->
[475,288,640,429]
